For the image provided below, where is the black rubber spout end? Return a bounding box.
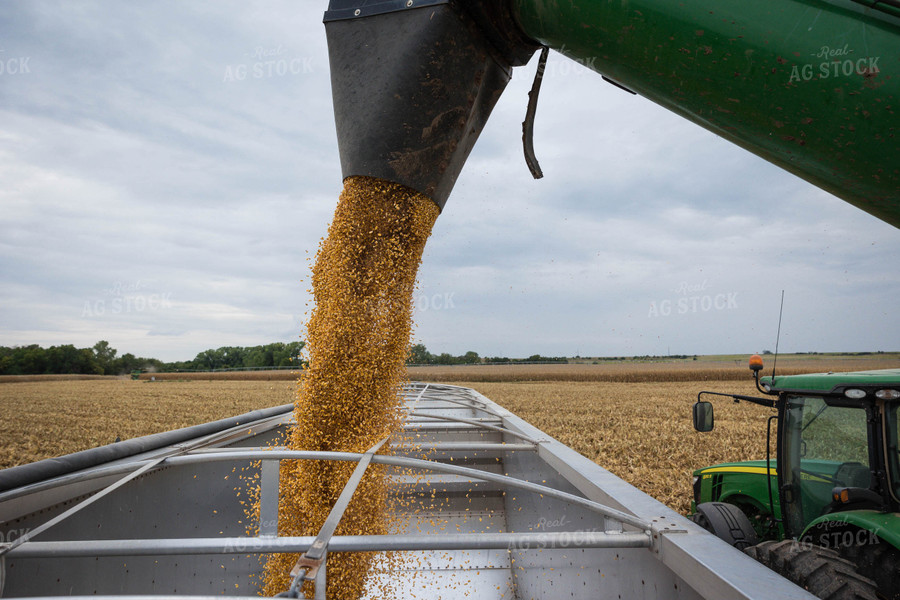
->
[324,0,534,211]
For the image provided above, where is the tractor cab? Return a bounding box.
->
[773,382,897,538]
[691,362,900,599]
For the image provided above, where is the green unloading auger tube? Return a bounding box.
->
[511,0,900,227]
[324,0,899,227]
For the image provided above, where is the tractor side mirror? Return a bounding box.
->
[693,401,714,432]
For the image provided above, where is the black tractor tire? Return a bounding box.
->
[691,502,759,550]
[744,540,879,600]
[839,537,900,600]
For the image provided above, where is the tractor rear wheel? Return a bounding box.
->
[839,537,900,600]
[744,540,879,600]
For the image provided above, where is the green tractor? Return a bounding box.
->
[691,357,900,600]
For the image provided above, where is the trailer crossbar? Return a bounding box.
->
[6,531,652,558]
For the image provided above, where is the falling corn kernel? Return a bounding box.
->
[258,176,439,598]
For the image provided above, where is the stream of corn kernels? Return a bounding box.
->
[258,176,439,598]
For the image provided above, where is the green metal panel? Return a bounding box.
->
[511,0,900,227]
[694,459,777,479]
[693,460,783,537]
[692,459,899,537]
[804,510,900,551]
[761,368,900,392]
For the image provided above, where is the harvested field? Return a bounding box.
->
[455,379,770,515]
[0,379,293,470]
[0,374,119,384]
[117,353,900,382]
[1,353,896,515]
[0,377,757,516]
[133,370,299,381]
[408,355,900,382]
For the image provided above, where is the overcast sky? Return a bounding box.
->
[1,1,898,362]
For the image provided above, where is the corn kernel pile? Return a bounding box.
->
[259,176,439,598]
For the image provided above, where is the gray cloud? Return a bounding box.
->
[1,1,897,362]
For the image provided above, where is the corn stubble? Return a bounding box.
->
[0,380,292,470]
[464,380,774,515]
[258,177,439,598]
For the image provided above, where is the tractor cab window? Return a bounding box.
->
[782,395,871,536]
[888,402,900,502]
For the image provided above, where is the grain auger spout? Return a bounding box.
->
[325,0,900,227]
[323,0,539,211]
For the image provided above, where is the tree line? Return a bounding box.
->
[0,340,306,376]
[165,341,305,372]
[1,340,574,375]
[407,344,567,365]
[0,341,163,376]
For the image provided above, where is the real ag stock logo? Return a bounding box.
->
[81,280,173,318]
[0,50,31,76]
[413,291,456,312]
[788,44,880,84]
[0,527,31,543]
[223,45,314,82]
[647,280,738,318]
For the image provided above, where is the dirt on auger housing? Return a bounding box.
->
[257,176,440,598]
